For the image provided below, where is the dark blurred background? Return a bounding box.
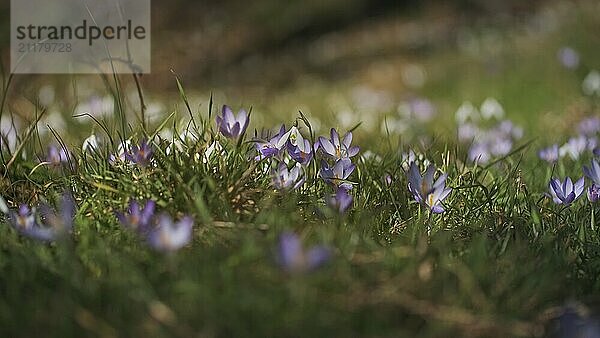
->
[0,0,544,91]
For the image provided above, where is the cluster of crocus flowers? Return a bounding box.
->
[407,162,452,214]
[544,157,600,206]
[455,99,524,164]
[117,200,193,252]
[1,192,75,242]
[316,128,359,213]
[278,231,330,274]
[539,116,600,163]
[252,122,358,213]
[252,125,311,191]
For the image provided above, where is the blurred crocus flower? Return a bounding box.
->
[326,187,353,214]
[468,142,491,164]
[458,123,481,142]
[384,174,393,185]
[254,125,290,160]
[489,137,513,156]
[578,117,600,136]
[455,101,479,124]
[0,117,19,153]
[272,163,304,190]
[278,231,330,273]
[548,177,585,205]
[557,47,580,70]
[538,144,559,163]
[318,128,359,160]
[398,98,436,122]
[320,158,355,190]
[82,134,99,153]
[497,120,523,140]
[46,145,69,166]
[407,163,452,214]
[147,213,193,252]
[125,139,153,166]
[583,70,600,96]
[4,193,75,241]
[588,184,600,203]
[480,98,505,120]
[560,136,588,160]
[109,140,131,164]
[550,304,600,338]
[117,200,155,233]
[216,105,249,139]
[584,160,600,185]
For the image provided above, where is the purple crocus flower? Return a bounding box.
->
[7,193,75,241]
[326,187,353,214]
[117,200,156,233]
[254,125,290,160]
[496,120,523,140]
[548,177,585,205]
[458,123,480,142]
[489,137,513,156]
[320,158,356,190]
[46,145,69,166]
[407,162,452,214]
[406,97,436,122]
[578,117,600,136]
[584,159,600,185]
[216,105,249,139]
[318,128,359,160]
[125,139,153,166]
[287,138,314,165]
[278,231,330,273]
[538,144,559,163]
[588,184,600,203]
[272,163,304,190]
[557,47,580,70]
[147,213,193,252]
[468,142,491,164]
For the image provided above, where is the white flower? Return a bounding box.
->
[202,141,224,164]
[480,97,505,120]
[583,70,600,96]
[455,101,479,124]
[82,134,99,153]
